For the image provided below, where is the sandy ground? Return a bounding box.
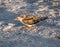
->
[0,0,60,47]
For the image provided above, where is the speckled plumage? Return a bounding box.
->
[14,14,48,28]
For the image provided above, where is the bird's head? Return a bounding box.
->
[13,14,26,21]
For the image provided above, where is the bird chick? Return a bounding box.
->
[14,14,48,28]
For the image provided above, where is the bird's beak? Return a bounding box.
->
[13,17,22,21]
[13,18,18,20]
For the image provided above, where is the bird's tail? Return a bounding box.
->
[39,16,48,21]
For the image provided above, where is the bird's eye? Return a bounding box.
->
[20,15,24,18]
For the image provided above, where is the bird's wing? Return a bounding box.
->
[22,19,34,25]
[22,17,40,25]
